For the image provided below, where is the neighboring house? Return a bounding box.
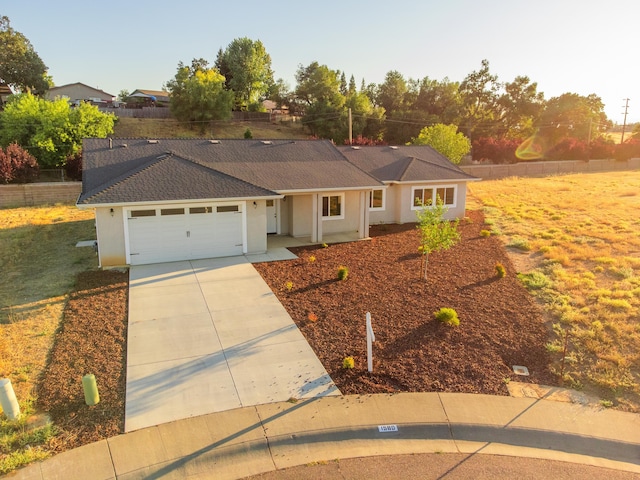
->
[0,82,12,107]
[78,138,384,267]
[128,89,170,105]
[45,82,115,104]
[337,145,479,224]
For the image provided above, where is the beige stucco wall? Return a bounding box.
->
[290,195,312,237]
[321,190,361,235]
[95,207,127,267]
[396,182,468,224]
[246,200,267,253]
[46,84,114,102]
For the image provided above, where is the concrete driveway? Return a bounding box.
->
[125,256,340,432]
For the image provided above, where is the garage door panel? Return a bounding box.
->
[127,204,244,265]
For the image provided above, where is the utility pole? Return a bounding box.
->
[348,108,353,145]
[621,98,630,144]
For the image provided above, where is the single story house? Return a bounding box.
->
[78,139,478,267]
[336,145,479,223]
[128,89,170,105]
[45,82,115,104]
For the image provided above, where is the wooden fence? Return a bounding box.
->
[0,182,82,208]
[100,107,173,119]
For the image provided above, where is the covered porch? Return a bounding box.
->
[245,232,369,264]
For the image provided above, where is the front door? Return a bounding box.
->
[266,199,277,234]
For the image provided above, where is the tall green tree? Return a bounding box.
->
[217,38,274,110]
[0,16,50,94]
[411,123,471,164]
[376,70,409,113]
[498,76,544,139]
[0,93,115,167]
[539,93,610,145]
[165,59,233,130]
[459,59,502,139]
[294,62,345,138]
[414,77,462,126]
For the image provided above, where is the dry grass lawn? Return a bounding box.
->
[0,206,97,472]
[113,117,309,140]
[469,170,640,411]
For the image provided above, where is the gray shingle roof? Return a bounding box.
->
[79,139,384,206]
[336,145,478,183]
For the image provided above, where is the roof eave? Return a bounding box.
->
[76,194,284,209]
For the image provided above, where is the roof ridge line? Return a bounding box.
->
[398,157,417,182]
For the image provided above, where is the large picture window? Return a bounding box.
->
[322,194,344,219]
[412,186,456,209]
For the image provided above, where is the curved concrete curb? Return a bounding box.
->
[9,393,640,480]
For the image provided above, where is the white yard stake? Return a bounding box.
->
[366,312,376,372]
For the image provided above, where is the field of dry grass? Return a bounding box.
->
[469,171,640,410]
[113,117,309,140]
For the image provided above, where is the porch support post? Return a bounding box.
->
[359,191,370,239]
[312,194,323,243]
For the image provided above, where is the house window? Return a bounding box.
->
[130,209,156,217]
[412,186,456,210]
[161,208,184,216]
[322,194,344,219]
[369,189,385,210]
[189,206,213,214]
[217,205,239,213]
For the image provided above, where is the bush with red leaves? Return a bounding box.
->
[0,143,39,184]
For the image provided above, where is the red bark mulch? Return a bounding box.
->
[253,210,555,395]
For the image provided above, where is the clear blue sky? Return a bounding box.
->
[4,0,639,123]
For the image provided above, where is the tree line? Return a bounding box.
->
[2,17,639,178]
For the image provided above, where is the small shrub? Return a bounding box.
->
[495,262,506,278]
[308,255,316,263]
[480,229,491,237]
[65,151,83,181]
[518,271,552,290]
[0,143,39,184]
[322,243,329,248]
[307,312,318,322]
[337,266,349,281]
[284,281,293,291]
[434,307,460,327]
[507,236,531,251]
[342,356,355,369]
[244,128,253,139]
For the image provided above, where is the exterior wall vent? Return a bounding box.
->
[390,146,399,149]
[261,140,273,145]
[121,144,128,148]
[209,140,221,144]
[351,146,360,150]
[147,139,159,144]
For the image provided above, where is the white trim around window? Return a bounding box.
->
[321,193,345,220]
[411,185,457,210]
[369,189,385,211]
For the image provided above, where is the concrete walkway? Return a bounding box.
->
[125,256,339,432]
[13,392,640,479]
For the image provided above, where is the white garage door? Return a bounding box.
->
[127,203,244,265]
